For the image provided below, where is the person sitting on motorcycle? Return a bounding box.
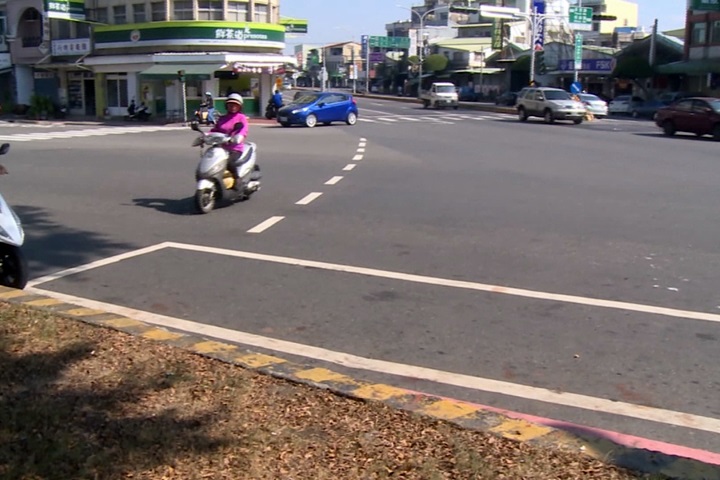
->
[203,91,216,124]
[211,93,256,187]
[272,90,283,108]
[127,99,136,117]
[136,101,150,121]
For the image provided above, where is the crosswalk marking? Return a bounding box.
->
[0,125,186,142]
[356,112,649,127]
[0,122,57,128]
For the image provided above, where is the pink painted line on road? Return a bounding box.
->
[405,389,720,466]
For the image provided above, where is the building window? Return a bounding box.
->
[150,2,166,21]
[173,0,194,20]
[198,0,223,20]
[51,19,71,39]
[711,20,720,44]
[76,21,90,37]
[133,3,146,23]
[107,78,129,108]
[227,1,248,21]
[113,5,127,24]
[691,22,707,45]
[253,4,268,23]
[87,7,108,24]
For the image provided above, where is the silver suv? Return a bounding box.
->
[517,87,586,124]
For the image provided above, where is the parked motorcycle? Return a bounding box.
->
[190,122,261,214]
[125,104,151,121]
[0,143,27,289]
[265,99,282,119]
[194,103,218,125]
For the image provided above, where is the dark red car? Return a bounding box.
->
[655,97,720,141]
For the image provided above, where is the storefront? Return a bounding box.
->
[553,58,615,97]
[86,22,296,120]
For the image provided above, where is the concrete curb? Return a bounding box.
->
[1,286,717,478]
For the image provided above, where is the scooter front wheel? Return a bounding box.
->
[0,244,27,289]
[195,185,217,214]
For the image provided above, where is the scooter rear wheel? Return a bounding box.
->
[195,185,217,214]
[0,244,27,289]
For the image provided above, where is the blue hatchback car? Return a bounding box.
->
[277,91,358,128]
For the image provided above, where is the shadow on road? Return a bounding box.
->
[15,205,136,276]
[633,132,717,142]
[540,419,707,477]
[132,197,197,215]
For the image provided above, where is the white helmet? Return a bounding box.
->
[226,93,243,106]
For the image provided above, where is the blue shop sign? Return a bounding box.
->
[558,58,614,72]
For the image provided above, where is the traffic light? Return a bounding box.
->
[177,69,185,82]
[535,51,547,75]
[593,14,617,21]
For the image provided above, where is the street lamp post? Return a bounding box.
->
[397,5,449,99]
[473,5,562,86]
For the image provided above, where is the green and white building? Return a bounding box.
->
[2,0,301,118]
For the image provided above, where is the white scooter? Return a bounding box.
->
[190,122,261,214]
[0,143,27,289]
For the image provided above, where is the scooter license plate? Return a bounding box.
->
[278,116,288,122]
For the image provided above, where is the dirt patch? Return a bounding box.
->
[0,303,662,479]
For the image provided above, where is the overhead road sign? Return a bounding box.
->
[569,6,593,31]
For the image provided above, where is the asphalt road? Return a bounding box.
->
[2,96,720,457]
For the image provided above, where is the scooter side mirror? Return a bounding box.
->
[190,121,200,131]
[233,122,244,131]
[0,143,9,156]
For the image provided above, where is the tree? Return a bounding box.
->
[305,49,321,88]
[424,54,448,73]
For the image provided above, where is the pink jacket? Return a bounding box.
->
[211,112,248,153]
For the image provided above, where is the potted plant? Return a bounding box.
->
[29,95,55,120]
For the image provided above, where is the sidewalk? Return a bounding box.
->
[0,114,277,128]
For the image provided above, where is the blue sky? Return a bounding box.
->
[281,0,686,49]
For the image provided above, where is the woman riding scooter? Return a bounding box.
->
[211,93,260,186]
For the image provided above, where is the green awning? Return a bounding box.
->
[656,59,720,75]
[139,63,221,80]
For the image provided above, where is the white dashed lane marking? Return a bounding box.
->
[247,216,285,234]
[296,192,323,205]
[325,176,343,185]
